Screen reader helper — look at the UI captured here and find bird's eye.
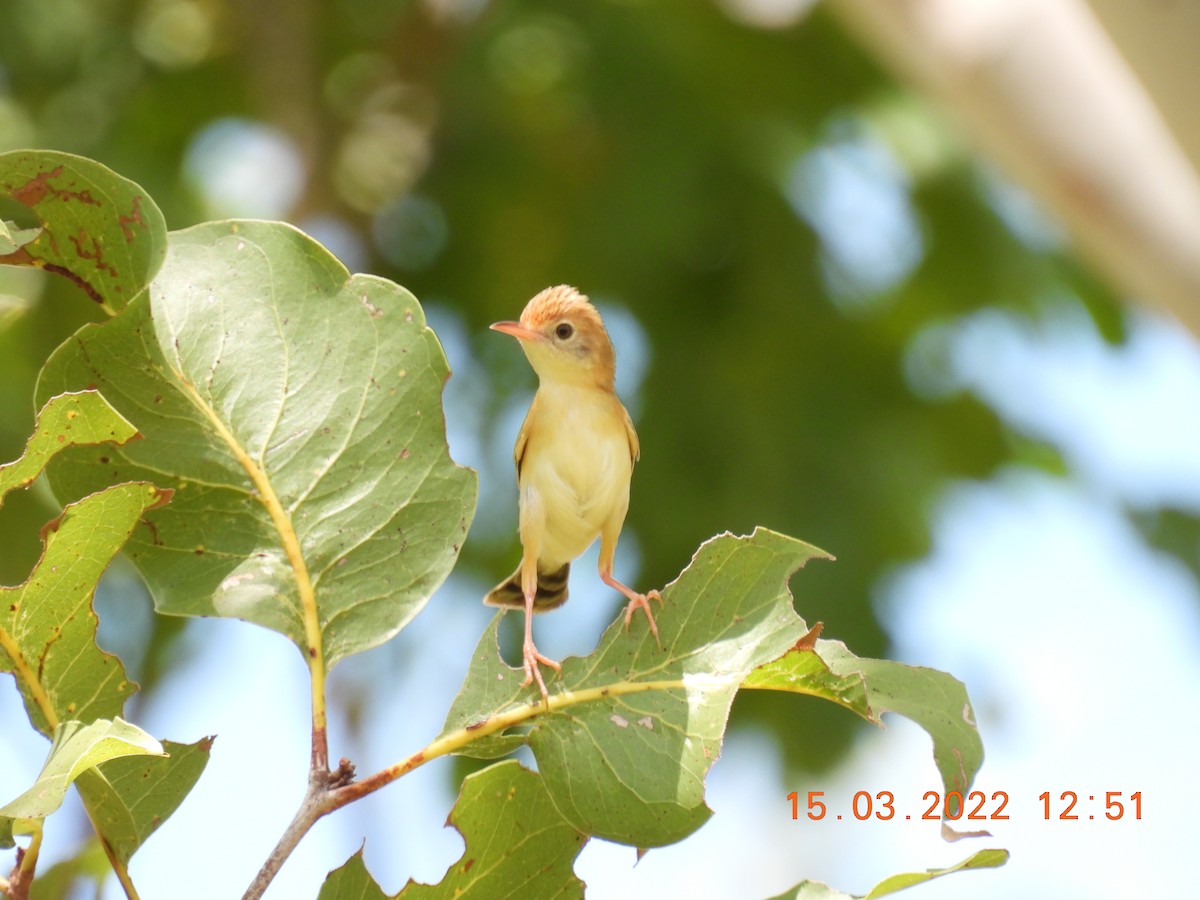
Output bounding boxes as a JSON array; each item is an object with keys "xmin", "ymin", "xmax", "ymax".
[{"xmin": 555, "ymin": 322, "xmax": 574, "ymax": 340}]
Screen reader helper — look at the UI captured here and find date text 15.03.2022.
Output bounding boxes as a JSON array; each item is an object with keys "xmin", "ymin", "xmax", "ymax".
[{"xmin": 787, "ymin": 790, "xmax": 1143, "ymax": 822}]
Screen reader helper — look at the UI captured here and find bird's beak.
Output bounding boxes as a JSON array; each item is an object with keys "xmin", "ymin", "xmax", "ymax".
[{"xmin": 490, "ymin": 321, "xmax": 543, "ymax": 342}]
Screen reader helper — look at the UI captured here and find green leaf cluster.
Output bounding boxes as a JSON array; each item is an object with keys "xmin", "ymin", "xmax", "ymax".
[{"xmin": 2, "ymin": 149, "xmax": 1004, "ymax": 899}]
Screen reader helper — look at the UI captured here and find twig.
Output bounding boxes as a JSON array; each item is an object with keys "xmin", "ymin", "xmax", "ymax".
[{"xmin": 242, "ymin": 680, "xmax": 682, "ymax": 896}]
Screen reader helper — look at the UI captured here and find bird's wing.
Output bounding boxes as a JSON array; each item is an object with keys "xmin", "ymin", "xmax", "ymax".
[
  {"xmin": 622, "ymin": 402, "xmax": 640, "ymax": 464},
  {"xmin": 514, "ymin": 395, "xmax": 537, "ymax": 477}
]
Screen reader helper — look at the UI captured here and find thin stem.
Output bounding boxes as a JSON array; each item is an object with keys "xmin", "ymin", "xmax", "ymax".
[
  {"xmin": 17, "ymin": 825, "xmax": 41, "ymax": 880},
  {"xmin": 80, "ymin": 811, "xmax": 140, "ymax": 900},
  {"xmin": 243, "ymin": 677, "xmax": 692, "ymax": 897}
]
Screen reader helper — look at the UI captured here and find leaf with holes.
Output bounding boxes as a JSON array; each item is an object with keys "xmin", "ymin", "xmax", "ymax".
[
  {"xmin": 0, "ymin": 718, "xmax": 164, "ymax": 820},
  {"xmin": 36, "ymin": 220, "xmax": 476, "ymax": 666},
  {"xmin": 0, "ymin": 150, "xmax": 167, "ymax": 314},
  {"xmin": 1, "ymin": 481, "xmax": 169, "ymax": 737},
  {"xmin": 744, "ymin": 640, "xmax": 984, "ymax": 818},
  {"xmin": 319, "ymin": 761, "xmax": 586, "ymax": 900},
  {"xmin": 0, "ymin": 391, "xmax": 138, "ymax": 500}
]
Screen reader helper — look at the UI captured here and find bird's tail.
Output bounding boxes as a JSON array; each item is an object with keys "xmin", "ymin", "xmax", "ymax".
[{"xmin": 484, "ymin": 562, "xmax": 570, "ymax": 611}]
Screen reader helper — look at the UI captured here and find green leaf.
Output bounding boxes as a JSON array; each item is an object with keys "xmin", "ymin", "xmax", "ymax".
[
  {"xmin": 319, "ymin": 850, "xmax": 391, "ymax": 900},
  {"xmin": 1, "ymin": 481, "xmax": 169, "ymax": 736},
  {"xmin": 319, "ymin": 761, "xmax": 586, "ymax": 899},
  {"xmin": 402, "ymin": 761, "xmax": 586, "ymax": 899},
  {"xmin": 0, "ymin": 391, "xmax": 139, "ymax": 501},
  {"xmin": 0, "ymin": 814, "xmax": 11, "ymax": 849},
  {"xmin": 745, "ymin": 639, "xmax": 985, "ymax": 809},
  {"xmin": 37, "ymin": 220, "xmax": 477, "ymax": 665},
  {"xmin": 741, "ymin": 636, "xmax": 874, "ymax": 720},
  {"xmin": 0, "ymin": 718, "xmax": 165, "ymax": 820},
  {"xmin": 442, "ymin": 528, "xmax": 831, "ymax": 847},
  {"xmin": 765, "ymin": 848, "xmax": 1010, "ymax": 899},
  {"xmin": 75, "ymin": 737, "xmax": 213, "ymax": 865},
  {"xmin": 0, "ymin": 150, "xmax": 168, "ymax": 314}
]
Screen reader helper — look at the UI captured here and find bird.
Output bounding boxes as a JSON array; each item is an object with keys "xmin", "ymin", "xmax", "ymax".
[{"xmin": 486, "ymin": 284, "xmax": 661, "ymax": 702}]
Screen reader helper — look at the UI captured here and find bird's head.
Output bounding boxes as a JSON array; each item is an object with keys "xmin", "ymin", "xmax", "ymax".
[{"xmin": 490, "ymin": 285, "xmax": 617, "ymax": 388}]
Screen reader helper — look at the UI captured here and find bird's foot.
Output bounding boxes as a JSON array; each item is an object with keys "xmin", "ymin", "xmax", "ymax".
[
  {"xmin": 521, "ymin": 639, "xmax": 562, "ymax": 706},
  {"xmin": 623, "ymin": 589, "xmax": 663, "ymax": 643}
]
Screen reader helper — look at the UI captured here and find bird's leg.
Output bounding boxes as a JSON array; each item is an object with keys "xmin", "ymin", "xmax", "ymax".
[
  {"xmin": 521, "ymin": 565, "xmax": 560, "ymax": 706},
  {"xmin": 601, "ymin": 568, "xmax": 663, "ymax": 644}
]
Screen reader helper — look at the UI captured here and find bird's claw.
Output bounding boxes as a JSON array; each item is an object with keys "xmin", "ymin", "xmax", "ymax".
[
  {"xmin": 623, "ymin": 589, "xmax": 663, "ymax": 643},
  {"xmin": 521, "ymin": 640, "xmax": 561, "ymax": 706}
]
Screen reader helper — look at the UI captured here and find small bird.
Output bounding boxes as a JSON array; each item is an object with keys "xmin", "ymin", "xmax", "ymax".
[{"xmin": 486, "ymin": 284, "xmax": 661, "ymax": 702}]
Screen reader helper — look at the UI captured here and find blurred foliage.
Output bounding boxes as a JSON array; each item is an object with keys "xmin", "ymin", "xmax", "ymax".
[{"xmin": 0, "ymin": 0, "xmax": 1135, "ymax": 776}]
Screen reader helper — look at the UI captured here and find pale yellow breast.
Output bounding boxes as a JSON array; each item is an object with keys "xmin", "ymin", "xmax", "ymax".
[{"xmin": 519, "ymin": 382, "xmax": 634, "ymax": 567}]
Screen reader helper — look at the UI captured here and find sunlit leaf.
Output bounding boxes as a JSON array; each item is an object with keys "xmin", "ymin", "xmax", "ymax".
[
  {"xmin": 741, "ymin": 636, "xmax": 874, "ymax": 720},
  {"xmin": 0, "ymin": 150, "xmax": 167, "ymax": 314},
  {"xmin": 766, "ymin": 848, "xmax": 1010, "ymax": 899},
  {"xmin": 76, "ymin": 737, "xmax": 213, "ymax": 865},
  {"xmin": 37, "ymin": 220, "xmax": 477, "ymax": 665},
  {"xmin": 442, "ymin": 528, "xmax": 832, "ymax": 847},
  {"xmin": 0, "ymin": 718, "xmax": 164, "ymax": 820}
]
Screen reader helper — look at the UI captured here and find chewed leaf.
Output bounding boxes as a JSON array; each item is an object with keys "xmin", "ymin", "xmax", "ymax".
[
  {"xmin": 319, "ymin": 761, "xmax": 586, "ymax": 899},
  {"xmin": 36, "ymin": 220, "xmax": 476, "ymax": 665},
  {"xmin": 442, "ymin": 528, "xmax": 832, "ymax": 847},
  {"xmin": 0, "ymin": 718, "xmax": 165, "ymax": 820},
  {"xmin": 742, "ymin": 639, "xmax": 983, "ymax": 821},
  {"xmin": 766, "ymin": 848, "xmax": 1009, "ymax": 899},
  {"xmin": 0, "ymin": 391, "xmax": 138, "ymax": 502},
  {"xmin": 0, "ymin": 150, "xmax": 167, "ymax": 314},
  {"xmin": 402, "ymin": 761, "xmax": 585, "ymax": 899},
  {"xmin": 0, "ymin": 481, "xmax": 169, "ymax": 736}
]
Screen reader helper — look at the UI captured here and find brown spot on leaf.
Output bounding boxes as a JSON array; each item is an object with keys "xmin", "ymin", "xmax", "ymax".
[
  {"xmin": 42, "ymin": 263, "xmax": 105, "ymax": 304},
  {"xmin": 792, "ymin": 621, "xmax": 824, "ymax": 653},
  {"xmin": 69, "ymin": 230, "xmax": 118, "ymax": 278},
  {"xmin": 141, "ymin": 516, "xmax": 164, "ymax": 545},
  {"xmin": 39, "ymin": 512, "xmax": 65, "ymax": 541},
  {"xmin": 11, "ymin": 166, "xmax": 63, "ymax": 205},
  {"xmin": 148, "ymin": 487, "xmax": 174, "ymax": 511},
  {"xmin": 118, "ymin": 195, "xmax": 146, "ymax": 242}
]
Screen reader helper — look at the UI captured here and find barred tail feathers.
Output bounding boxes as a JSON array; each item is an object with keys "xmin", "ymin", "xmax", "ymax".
[{"xmin": 484, "ymin": 562, "xmax": 570, "ymax": 611}]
